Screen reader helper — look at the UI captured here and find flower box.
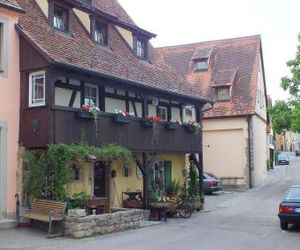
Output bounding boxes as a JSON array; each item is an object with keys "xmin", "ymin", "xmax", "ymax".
[
  {"xmin": 113, "ymin": 114, "xmax": 132, "ymax": 124},
  {"xmin": 141, "ymin": 119, "xmax": 154, "ymax": 127},
  {"xmin": 184, "ymin": 125, "xmax": 197, "ymax": 132},
  {"xmin": 165, "ymin": 122, "xmax": 180, "ymax": 130},
  {"xmin": 77, "ymin": 111, "xmax": 100, "ymax": 119}
]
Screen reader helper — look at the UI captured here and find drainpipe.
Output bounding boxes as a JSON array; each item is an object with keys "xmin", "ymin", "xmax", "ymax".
[{"xmin": 247, "ymin": 115, "xmax": 253, "ymax": 189}]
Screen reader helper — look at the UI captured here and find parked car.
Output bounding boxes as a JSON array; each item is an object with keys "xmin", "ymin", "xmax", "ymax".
[
  {"xmin": 203, "ymin": 172, "xmax": 222, "ymax": 194},
  {"xmin": 278, "ymin": 186, "xmax": 300, "ymax": 230},
  {"xmin": 296, "ymin": 150, "xmax": 300, "ymax": 156},
  {"xmin": 277, "ymin": 153, "xmax": 289, "ymax": 165}
]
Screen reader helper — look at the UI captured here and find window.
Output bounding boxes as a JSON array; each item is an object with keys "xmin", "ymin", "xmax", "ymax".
[
  {"xmin": 84, "ymin": 84, "xmax": 98, "ymax": 106},
  {"xmin": 29, "ymin": 71, "xmax": 46, "ymax": 107},
  {"xmin": 216, "ymin": 87, "xmax": 230, "ymax": 101},
  {"xmin": 195, "ymin": 59, "xmax": 209, "ymax": 71},
  {"xmin": 158, "ymin": 106, "xmax": 168, "ymax": 121},
  {"xmin": 53, "ymin": 5, "xmax": 68, "ymax": 31},
  {"xmin": 94, "ymin": 21, "xmax": 107, "ymax": 45},
  {"xmin": 135, "ymin": 38, "xmax": 147, "ymax": 59}
]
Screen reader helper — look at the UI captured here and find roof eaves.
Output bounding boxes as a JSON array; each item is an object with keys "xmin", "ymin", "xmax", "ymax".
[{"xmin": 0, "ymin": 2, "xmax": 25, "ymax": 13}]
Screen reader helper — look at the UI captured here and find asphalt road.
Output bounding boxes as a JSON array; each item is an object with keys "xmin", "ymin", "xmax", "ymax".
[{"xmin": 1, "ymin": 153, "xmax": 300, "ymax": 250}]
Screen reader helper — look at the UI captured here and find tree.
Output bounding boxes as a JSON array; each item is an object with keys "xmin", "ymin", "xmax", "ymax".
[
  {"xmin": 291, "ymin": 101, "xmax": 300, "ymax": 132},
  {"xmin": 269, "ymin": 100, "xmax": 292, "ymax": 134},
  {"xmin": 281, "ymin": 34, "xmax": 300, "ymax": 98}
]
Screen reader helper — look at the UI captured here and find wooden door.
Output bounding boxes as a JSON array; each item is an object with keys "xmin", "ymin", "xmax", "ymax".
[{"xmin": 94, "ymin": 161, "xmax": 106, "ymax": 197}]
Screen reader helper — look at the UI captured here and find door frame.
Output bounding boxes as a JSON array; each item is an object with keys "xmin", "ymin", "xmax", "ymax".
[{"xmin": 0, "ymin": 121, "xmax": 8, "ymax": 217}]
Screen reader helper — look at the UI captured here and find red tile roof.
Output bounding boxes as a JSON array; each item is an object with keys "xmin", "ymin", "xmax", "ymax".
[
  {"xmin": 16, "ymin": 0, "xmax": 209, "ymax": 103},
  {"xmin": 0, "ymin": 0, "xmax": 24, "ymax": 13},
  {"xmin": 154, "ymin": 35, "xmax": 262, "ymax": 118}
]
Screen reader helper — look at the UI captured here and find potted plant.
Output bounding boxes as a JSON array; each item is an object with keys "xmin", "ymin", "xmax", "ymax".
[
  {"xmin": 113, "ymin": 110, "xmax": 134, "ymax": 123},
  {"xmin": 141, "ymin": 115, "xmax": 161, "ymax": 127},
  {"xmin": 77, "ymin": 104, "xmax": 101, "ymax": 119},
  {"xmin": 183, "ymin": 120, "xmax": 201, "ymax": 133},
  {"xmin": 67, "ymin": 192, "xmax": 90, "ymax": 217},
  {"xmin": 165, "ymin": 179, "xmax": 180, "ymax": 200},
  {"xmin": 164, "ymin": 120, "xmax": 181, "ymax": 130}
]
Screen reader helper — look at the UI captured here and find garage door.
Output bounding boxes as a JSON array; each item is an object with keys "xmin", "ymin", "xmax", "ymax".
[{"xmin": 203, "ymin": 129, "xmax": 245, "ymax": 178}]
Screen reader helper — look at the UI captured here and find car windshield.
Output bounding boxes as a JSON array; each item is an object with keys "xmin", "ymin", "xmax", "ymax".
[
  {"xmin": 285, "ymin": 187, "xmax": 300, "ymax": 201},
  {"xmin": 278, "ymin": 154, "xmax": 288, "ymax": 160}
]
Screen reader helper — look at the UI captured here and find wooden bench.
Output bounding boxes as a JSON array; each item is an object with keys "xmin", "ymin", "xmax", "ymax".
[{"xmin": 22, "ymin": 199, "xmax": 67, "ymax": 236}]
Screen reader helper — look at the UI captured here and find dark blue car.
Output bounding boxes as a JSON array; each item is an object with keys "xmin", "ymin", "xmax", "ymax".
[{"xmin": 278, "ymin": 186, "xmax": 300, "ymax": 230}]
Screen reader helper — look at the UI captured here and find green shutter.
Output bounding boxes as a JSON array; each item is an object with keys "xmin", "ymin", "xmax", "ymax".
[{"xmin": 164, "ymin": 161, "xmax": 172, "ymax": 190}]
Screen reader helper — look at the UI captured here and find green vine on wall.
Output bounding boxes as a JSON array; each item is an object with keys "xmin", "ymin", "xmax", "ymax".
[{"xmin": 24, "ymin": 143, "xmax": 133, "ymax": 201}]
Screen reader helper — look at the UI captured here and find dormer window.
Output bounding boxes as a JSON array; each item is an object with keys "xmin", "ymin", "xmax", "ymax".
[
  {"xmin": 134, "ymin": 37, "xmax": 148, "ymax": 60},
  {"xmin": 195, "ymin": 59, "xmax": 209, "ymax": 71},
  {"xmin": 192, "ymin": 48, "xmax": 213, "ymax": 72},
  {"xmin": 216, "ymin": 87, "xmax": 230, "ymax": 101},
  {"xmin": 53, "ymin": 4, "xmax": 68, "ymax": 31},
  {"xmin": 94, "ymin": 21, "xmax": 108, "ymax": 45}
]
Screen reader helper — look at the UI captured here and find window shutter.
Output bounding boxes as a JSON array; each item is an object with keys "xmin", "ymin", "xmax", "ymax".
[{"xmin": 164, "ymin": 161, "xmax": 172, "ymax": 190}]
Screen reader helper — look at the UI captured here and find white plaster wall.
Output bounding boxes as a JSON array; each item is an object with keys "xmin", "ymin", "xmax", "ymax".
[
  {"xmin": 129, "ymin": 102, "xmax": 142, "ymax": 118},
  {"xmin": 171, "ymin": 107, "xmax": 181, "ymax": 121},
  {"xmin": 252, "ymin": 115, "xmax": 268, "ymax": 186},
  {"xmin": 148, "ymin": 104, "xmax": 157, "ymax": 116},
  {"xmin": 35, "ymin": 0, "xmax": 48, "ymax": 17},
  {"xmin": 255, "ymin": 56, "xmax": 267, "ymax": 119},
  {"xmin": 54, "ymin": 87, "xmax": 81, "ymax": 108}
]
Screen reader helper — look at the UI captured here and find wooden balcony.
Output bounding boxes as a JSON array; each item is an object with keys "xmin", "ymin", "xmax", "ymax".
[{"xmin": 20, "ymin": 107, "xmax": 202, "ymax": 153}]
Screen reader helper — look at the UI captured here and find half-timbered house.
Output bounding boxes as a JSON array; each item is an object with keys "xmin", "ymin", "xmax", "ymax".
[{"xmin": 16, "ymin": 0, "xmax": 211, "ymax": 209}]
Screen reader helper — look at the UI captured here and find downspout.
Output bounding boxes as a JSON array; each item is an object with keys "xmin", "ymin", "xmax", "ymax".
[{"xmin": 247, "ymin": 115, "xmax": 253, "ymax": 189}]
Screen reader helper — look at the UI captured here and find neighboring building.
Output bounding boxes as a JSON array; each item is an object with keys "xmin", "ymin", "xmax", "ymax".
[
  {"xmin": 0, "ymin": 0, "xmax": 24, "ymax": 219},
  {"xmin": 16, "ymin": 0, "xmax": 210, "ymax": 209},
  {"xmin": 276, "ymin": 132, "xmax": 300, "ymax": 152},
  {"xmin": 155, "ymin": 35, "xmax": 269, "ymax": 188}
]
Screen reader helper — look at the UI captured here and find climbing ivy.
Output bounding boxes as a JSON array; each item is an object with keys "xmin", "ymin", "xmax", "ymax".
[{"xmin": 24, "ymin": 143, "xmax": 133, "ymax": 201}]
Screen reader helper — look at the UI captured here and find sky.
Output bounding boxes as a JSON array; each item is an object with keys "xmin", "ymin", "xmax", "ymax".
[{"xmin": 118, "ymin": 0, "xmax": 300, "ymax": 102}]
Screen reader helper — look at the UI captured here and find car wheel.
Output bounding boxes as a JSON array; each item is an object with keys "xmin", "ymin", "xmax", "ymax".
[{"xmin": 280, "ymin": 220, "xmax": 288, "ymax": 230}]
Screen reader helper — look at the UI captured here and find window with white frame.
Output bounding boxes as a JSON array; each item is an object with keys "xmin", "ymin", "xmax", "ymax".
[
  {"xmin": 158, "ymin": 106, "xmax": 168, "ymax": 121},
  {"xmin": 29, "ymin": 71, "xmax": 46, "ymax": 107},
  {"xmin": 84, "ymin": 84, "xmax": 98, "ymax": 106}
]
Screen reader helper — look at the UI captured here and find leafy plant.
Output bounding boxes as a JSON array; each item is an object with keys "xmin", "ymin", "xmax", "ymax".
[
  {"xmin": 67, "ymin": 192, "xmax": 90, "ymax": 209},
  {"xmin": 24, "ymin": 143, "xmax": 133, "ymax": 201},
  {"xmin": 165, "ymin": 179, "xmax": 180, "ymax": 196}
]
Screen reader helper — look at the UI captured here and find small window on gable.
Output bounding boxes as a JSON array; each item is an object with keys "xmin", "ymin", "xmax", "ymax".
[
  {"xmin": 158, "ymin": 106, "xmax": 168, "ymax": 121},
  {"xmin": 53, "ymin": 4, "xmax": 68, "ymax": 31},
  {"xmin": 216, "ymin": 87, "xmax": 230, "ymax": 101},
  {"xmin": 29, "ymin": 71, "xmax": 46, "ymax": 107},
  {"xmin": 135, "ymin": 37, "xmax": 147, "ymax": 60},
  {"xmin": 84, "ymin": 84, "xmax": 98, "ymax": 106},
  {"xmin": 94, "ymin": 21, "xmax": 108, "ymax": 45},
  {"xmin": 195, "ymin": 59, "xmax": 209, "ymax": 71}
]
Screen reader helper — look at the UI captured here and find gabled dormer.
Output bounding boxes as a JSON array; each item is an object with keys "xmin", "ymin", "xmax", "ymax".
[
  {"xmin": 192, "ymin": 48, "xmax": 213, "ymax": 71},
  {"xmin": 211, "ymin": 69, "xmax": 237, "ymax": 101}
]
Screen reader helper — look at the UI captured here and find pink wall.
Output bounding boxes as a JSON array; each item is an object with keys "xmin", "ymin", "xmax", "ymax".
[{"xmin": 0, "ymin": 7, "xmax": 20, "ymax": 216}]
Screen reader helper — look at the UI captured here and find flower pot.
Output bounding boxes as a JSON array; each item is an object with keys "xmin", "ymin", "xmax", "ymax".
[
  {"xmin": 77, "ymin": 111, "xmax": 100, "ymax": 119},
  {"xmin": 184, "ymin": 125, "xmax": 197, "ymax": 132},
  {"xmin": 113, "ymin": 114, "xmax": 131, "ymax": 124},
  {"xmin": 141, "ymin": 119, "xmax": 154, "ymax": 127},
  {"xmin": 165, "ymin": 122, "xmax": 179, "ymax": 130}
]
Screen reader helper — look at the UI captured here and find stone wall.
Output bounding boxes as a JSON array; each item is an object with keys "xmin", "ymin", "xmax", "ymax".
[{"xmin": 65, "ymin": 209, "xmax": 144, "ymax": 239}]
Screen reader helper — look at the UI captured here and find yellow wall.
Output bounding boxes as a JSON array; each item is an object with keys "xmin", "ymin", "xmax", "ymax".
[
  {"xmin": 203, "ymin": 117, "xmax": 249, "ymax": 186},
  {"xmin": 35, "ymin": 0, "xmax": 48, "ymax": 17},
  {"xmin": 116, "ymin": 27, "xmax": 133, "ymax": 48},
  {"xmin": 110, "ymin": 160, "xmax": 143, "ymax": 208},
  {"xmin": 67, "ymin": 162, "xmax": 93, "ymax": 196},
  {"xmin": 73, "ymin": 8, "xmax": 90, "ymax": 32}
]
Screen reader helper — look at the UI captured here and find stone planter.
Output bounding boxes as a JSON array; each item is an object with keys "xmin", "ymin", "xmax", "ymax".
[{"xmin": 67, "ymin": 209, "xmax": 87, "ymax": 217}]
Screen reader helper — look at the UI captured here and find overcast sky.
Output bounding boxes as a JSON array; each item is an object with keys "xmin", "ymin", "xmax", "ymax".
[{"xmin": 118, "ymin": 0, "xmax": 299, "ymax": 102}]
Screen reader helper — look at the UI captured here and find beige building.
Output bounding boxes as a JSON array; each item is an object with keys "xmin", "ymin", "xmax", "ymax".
[{"xmin": 155, "ymin": 35, "xmax": 269, "ymax": 189}]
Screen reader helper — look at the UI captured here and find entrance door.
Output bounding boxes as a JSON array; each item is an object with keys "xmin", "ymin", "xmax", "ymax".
[{"xmin": 94, "ymin": 161, "xmax": 106, "ymax": 197}]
